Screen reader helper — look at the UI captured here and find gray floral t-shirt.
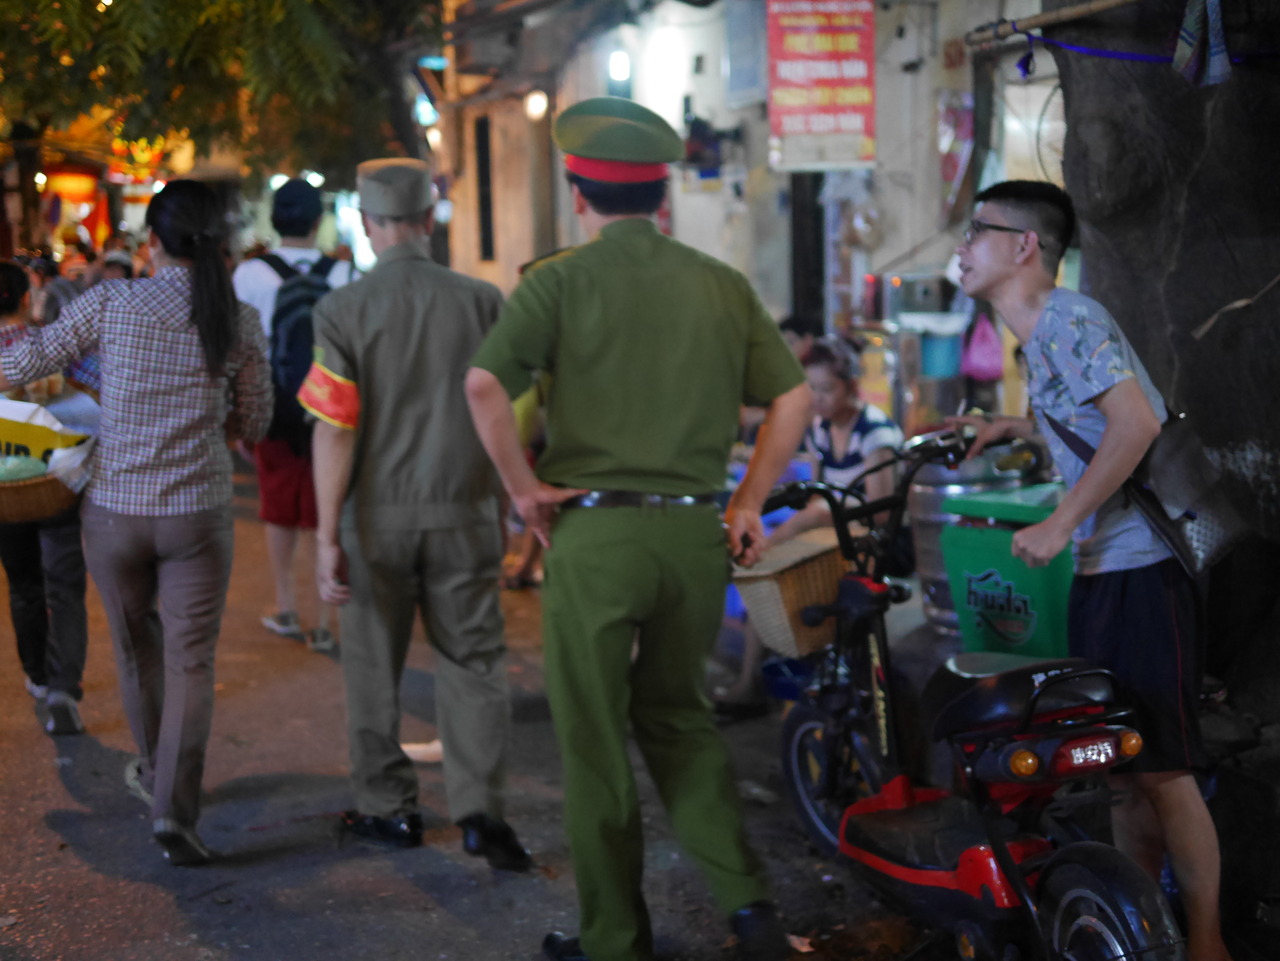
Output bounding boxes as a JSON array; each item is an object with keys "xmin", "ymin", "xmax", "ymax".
[{"xmin": 1025, "ymin": 288, "xmax": 1171, "ymax": 575}]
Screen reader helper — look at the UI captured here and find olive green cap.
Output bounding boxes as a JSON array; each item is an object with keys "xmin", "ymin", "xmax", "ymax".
[
  {"xmin": 357, "ymin": 158, "xmax": 433, "ymax": 217},
  {"xmin": 553, "ymin": 97, "xmax": 684, "ymax": 164}
]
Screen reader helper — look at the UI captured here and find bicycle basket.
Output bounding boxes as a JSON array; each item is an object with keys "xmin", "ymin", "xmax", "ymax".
[{"xmin": 734, "ymin": 529, "xmax": 851, "ymax": 657}]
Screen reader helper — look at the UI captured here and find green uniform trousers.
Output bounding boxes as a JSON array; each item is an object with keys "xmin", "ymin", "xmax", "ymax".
[
  {"xmin": 543, "ymin": 504, "xmax": 770, "ymax": 961},
  {"xmin": 339, "ymin": 521, "xmax": 509, "ymax": 820}
]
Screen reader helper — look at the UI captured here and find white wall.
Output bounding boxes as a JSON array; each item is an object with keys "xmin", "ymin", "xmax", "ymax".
[
  {"xmin": 862, "ymin": 0, "xmax": 1040, "ymax": 277},
  {"xmin": 444, "ymin": 0, "xmax": 1052, "ymax": 306},
  {"xmin": 558, "ymin": 2, "xmax": 793, "ymax": 317},
  {"xmin": 448, "ymin": 97, "xmax": 541, "ymax": 294}
]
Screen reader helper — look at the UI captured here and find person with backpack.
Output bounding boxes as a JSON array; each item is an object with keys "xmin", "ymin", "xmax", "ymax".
[
  {"xmin": 948, "ymin": 181, "xmax": 1231, "ymax": 961},
  {"xmin": 233, "ymin": 178, "xmax": 358, "ymax": 653}
]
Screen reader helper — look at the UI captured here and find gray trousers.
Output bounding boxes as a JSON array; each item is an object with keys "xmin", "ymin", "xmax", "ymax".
[
  {"xmin": 81, "ymin": 501, "xmax": 233, "ymax": 828},
  {"xmin": 340, "ymin": 521, "xmax": 509, "ymax": 821}
]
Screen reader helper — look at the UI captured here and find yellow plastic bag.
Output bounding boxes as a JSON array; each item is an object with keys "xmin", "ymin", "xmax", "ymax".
[{"xmin": 0, "ymin": 398, "xmax": 89, "ymax": 463}]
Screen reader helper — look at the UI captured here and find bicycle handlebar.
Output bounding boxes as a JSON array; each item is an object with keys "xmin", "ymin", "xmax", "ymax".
[{"xmin": 761, "ymin": 427, "xmax": 975, "ymax": 573}]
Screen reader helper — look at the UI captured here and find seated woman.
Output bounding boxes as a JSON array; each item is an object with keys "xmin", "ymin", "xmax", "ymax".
[
  {"xmin": 765, "ymin": 336, "xmax": 903, "ymax": 545},
  {"xmin": 716, "ymin": 337, "xmax": 904, "ymax": 714}
]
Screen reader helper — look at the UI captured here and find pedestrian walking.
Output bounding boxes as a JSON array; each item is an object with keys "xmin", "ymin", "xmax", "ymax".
[
  {"xmin": 300, "ymin": 158, "xmax": 530, "ymax": 869},
  {"xmin": 0, "ymin": 180, "xmax": 273, "ymax": 867},
  {"xmin": 25, "ymin": 257, "xmax": 81, "ymax": 325},
  {"xmin": 466, "ymin": 97, "xmax": 812, "ymax": 961},
  {"xmin": 0, "ymin": 261, "xmax": 90, "ymax": 736},
  {"xmin": 949, "ymin": 179, "xmax": 1232, "ymax": 961},
  {"xmin": 233, "ymin": 178, "xmax": 358, "ymax": 653}
]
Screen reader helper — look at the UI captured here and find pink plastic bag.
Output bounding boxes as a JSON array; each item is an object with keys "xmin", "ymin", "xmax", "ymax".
[{"xmin": 961, "ymin": 314, "xmax": 1004, "ymax": 382}]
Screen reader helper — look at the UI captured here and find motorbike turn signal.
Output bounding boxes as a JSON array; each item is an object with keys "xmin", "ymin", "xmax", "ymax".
[
  {"xmin": 1008, "ymin": 749, "xmax": 1040, "ymax": 777},
  {"xmin": 1120, "ymin": 730, "xmax": 1143, "ymax": 757}
]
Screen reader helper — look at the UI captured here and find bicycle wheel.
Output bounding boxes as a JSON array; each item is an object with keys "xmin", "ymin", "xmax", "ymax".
[
  {"xmin": 779, "ymin": 701, "xmax": 877, "ymax": 857},
  {"xmin": 1037, "ymin": 842, "xmax": 1186, "ymax": 961}
]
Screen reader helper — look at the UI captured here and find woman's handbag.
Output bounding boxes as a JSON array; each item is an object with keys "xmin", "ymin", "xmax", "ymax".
[
  {"xmin": 1043, "ymin": 411, "xmax": 1248, "ymax": 577},
  {"xmin": 960, "ymin": 313, "xmax": 1004, "ymax": 382}
]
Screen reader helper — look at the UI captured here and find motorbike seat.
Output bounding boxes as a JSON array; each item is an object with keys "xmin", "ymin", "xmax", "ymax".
[{"xmin": 923, "ymin": 652, "xmax": 1116, "ymax": 741}]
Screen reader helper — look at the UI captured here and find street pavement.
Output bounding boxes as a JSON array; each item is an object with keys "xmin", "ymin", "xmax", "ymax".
[
  {"xmin": 6, "ymin": 466, "xmax": 1272, "ymax": 961},
  {"xmin": 0, "ymin": 468, "xmax": 918, "ymax": 961}
]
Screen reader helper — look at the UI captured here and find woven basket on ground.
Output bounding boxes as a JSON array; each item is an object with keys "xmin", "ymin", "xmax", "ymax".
[
  {"xmin": 734, "ymin": 528, "xmax": 854, "ymax": 658},
  {"xmin": 0, "ymin": 474, "xmax": 80, "ymax": 524}
]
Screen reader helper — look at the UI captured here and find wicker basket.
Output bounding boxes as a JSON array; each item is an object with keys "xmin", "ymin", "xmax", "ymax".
[
  {"xmin": 0, "ymin": 474, "xmax": 80, "ymax": 524},
  {"xmin": 734, "ymin": 529, "xmax": 852, "ymax": 657}
]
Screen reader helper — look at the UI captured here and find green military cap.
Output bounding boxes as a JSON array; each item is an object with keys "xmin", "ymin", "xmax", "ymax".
[
  {"xmin": 555, "ymin": 97, "xmax": 684, "ymax": 183},
  {"xmin": 357, "ymin": 158, "xmax": 433, "ymax": 217}
]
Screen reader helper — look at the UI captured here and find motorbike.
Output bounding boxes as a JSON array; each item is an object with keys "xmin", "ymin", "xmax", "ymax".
[{"xmin": 758, "ymin": 428, "xmax": 1186, "ymax": 961}]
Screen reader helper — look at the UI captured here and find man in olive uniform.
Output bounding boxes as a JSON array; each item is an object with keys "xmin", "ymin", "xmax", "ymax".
[
  {"xmin": 466, "ymin": 98, "xmax": 812, "ymax": 961},
  {"xmin": 300, "ymin": 158, "xmax": 530, "ymax": 870}
]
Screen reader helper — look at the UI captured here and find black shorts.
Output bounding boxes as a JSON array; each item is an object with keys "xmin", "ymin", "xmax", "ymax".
[{"xmin": 1068, "ymin": 558, "xmax": 1205, "ymax": 773}]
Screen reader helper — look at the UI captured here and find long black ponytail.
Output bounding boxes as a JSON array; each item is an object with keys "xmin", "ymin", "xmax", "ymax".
[{"xmin": 145, "ymin": 180, "xmax": 237, "ymax": 377}]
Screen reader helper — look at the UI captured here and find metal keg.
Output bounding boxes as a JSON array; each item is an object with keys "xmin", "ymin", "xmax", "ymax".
[{"xmin": 908, "ymin": 449, "xmax": 1026, "ymax": 636}]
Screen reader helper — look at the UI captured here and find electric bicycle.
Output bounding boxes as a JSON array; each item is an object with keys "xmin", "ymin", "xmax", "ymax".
[{"xmin": 761, "ymin": 428, "xmax": 1185, "ymax": 961}]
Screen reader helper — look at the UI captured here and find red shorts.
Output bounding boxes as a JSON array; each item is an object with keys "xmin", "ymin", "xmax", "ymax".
[{"xmin": 254, "ymin": 438, "xmax": 318, "ymax": 529}]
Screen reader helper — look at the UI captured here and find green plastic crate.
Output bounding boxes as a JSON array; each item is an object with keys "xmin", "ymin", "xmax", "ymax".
[{"xmin": 939, "ymin": 483, "xmax": 1073, "ymax": 659}]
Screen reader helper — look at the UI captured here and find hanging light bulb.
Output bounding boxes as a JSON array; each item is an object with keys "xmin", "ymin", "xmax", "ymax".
[
  {"xmin": 524, "ymin": 90, "xmax": 549, "ymax": 122},
  {"xmin": 609, "ymin": 51, "xmax": 631, "ymax": 83}
]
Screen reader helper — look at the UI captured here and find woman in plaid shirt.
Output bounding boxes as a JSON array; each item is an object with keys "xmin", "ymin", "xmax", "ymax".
[{"xmin": 0, "ymin": 180, "xmax": 273, "ymax": 866}]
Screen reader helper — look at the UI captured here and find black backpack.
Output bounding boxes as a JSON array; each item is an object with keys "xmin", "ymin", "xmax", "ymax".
[{"xmin": 258, "ymin": 253, "xmax": 336, "ymax": 452}]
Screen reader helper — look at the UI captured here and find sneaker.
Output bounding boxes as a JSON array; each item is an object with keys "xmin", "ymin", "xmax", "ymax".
[
  {"xmin": 124, "ymin": 757, "xmax": 154, "ymax": 807},
  {"xmin": 261, "ymin": 610, "xmax": 303, "ymax": 639},
  {"xmin": 24, "ymin": 676, "xmax": 48, "ymax": 700},
  {"xmin": 307, "ymin": 626, "xmax": 337, "ymax": 653},
  {"xmin": 44, "ymin": 691, "xmax": 85, "ymax": 736}
]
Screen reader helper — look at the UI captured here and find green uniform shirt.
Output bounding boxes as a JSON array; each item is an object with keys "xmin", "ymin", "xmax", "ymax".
[
  {"xmin": 311, "ymin": 240, "xmax": 504, "ymax": 530},
  {"xmin": 470, "ymin": 218, "xmax": 803, "ymax": 494}
]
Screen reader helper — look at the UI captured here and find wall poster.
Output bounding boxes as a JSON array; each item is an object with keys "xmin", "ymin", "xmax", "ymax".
[{"xmin": 767, "ymin": 0, "xmax": 876, "ymax": 171}]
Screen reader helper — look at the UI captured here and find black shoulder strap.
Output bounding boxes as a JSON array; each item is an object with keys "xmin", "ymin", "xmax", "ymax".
[
  {"xmin": 1042, "ymin": 413, "xmax": 1096, "ymax": 467},
  {"xmin": 257, "ymin": 252, "xmax": 298, "ymax": 280},
  {"xmin": 309, "ymin": 255, "xmax": 337, "ymax": 280}
]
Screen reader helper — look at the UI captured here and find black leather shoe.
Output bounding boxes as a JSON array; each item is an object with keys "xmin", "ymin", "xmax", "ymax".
[
  {"xmin": 457, "ymin": 812, "xmax": 533, "ymax": 872},
  {"xmin": 340, "ymin": 809, "xmax": 423, "ymax": 848},
  {"xmin": 153, "ymin": 818, "xmax": 215, "ymax": 867},
  {"xmin": 729, "ymin": 900, "xmax": 790, "ymax": 961},
  {"xmin": 542, "ymin": 932, "xmax": 590, "ymax": 961}
]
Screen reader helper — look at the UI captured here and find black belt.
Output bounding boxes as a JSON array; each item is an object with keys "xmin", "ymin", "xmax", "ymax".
[{"xmin": 561, "ymin": 490, "xmax": 718, "ymax": 510}]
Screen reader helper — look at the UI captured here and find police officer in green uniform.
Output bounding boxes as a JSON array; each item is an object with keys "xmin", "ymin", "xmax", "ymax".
[
  {"xmin": 466, "ymin": 98, "xmax": 813, "ymax": 961},
  {"xmin": 302, "ymin": 158, "xmax": 531, "ymax": 870}
]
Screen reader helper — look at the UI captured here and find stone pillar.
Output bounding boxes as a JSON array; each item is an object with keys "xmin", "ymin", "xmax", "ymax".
[{"xmin": 1045, "ymin": 0, "xmax": 1280, "ymax": 538}]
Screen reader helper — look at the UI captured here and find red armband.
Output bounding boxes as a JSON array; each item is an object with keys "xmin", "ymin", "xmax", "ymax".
[{"xmin": 298, "ymin": 362, "xmax": 360, "ymax": 430}]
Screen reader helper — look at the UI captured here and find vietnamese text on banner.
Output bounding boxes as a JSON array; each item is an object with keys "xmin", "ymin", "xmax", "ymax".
[{"xmin": 767, "ymin": 0, "xmax": 877, "ymax": 171}]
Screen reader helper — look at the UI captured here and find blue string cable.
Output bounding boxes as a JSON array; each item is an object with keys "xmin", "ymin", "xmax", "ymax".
[{"xmin": 1005, "ymin": 25, "xmax": 1262, "ymax": 75}]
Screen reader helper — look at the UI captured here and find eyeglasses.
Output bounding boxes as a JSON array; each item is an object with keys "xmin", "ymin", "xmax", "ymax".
[{"xmin": 963, "ymin": 219, "xmax": 1045, "ymax": 249}]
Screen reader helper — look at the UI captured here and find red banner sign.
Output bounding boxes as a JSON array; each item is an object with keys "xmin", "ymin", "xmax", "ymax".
[{"xmin": 767, "ymin": 0, "xmax": 876, "ymax": 169}]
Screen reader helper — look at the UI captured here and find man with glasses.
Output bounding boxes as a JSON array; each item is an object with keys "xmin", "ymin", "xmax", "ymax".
[{"xmin": 950, "ymin": 180, "xmax": 1231, "ymax": 961}]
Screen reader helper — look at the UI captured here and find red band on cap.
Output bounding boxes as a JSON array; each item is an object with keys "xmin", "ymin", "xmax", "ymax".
[{"xmin": 564, "ymin": 154, "xmax": 669, "ymax": 183}]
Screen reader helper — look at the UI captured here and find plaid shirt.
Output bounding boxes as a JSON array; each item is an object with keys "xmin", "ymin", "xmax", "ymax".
[
  {"xmin": 0, "ymin": 323, "xmax": 102, "ymax": 394},
  {"xmin": 0, "ymin": 267, "xmax": 272, "ymax": 515}
]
